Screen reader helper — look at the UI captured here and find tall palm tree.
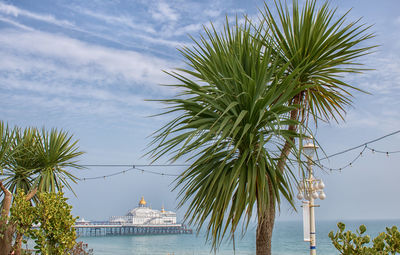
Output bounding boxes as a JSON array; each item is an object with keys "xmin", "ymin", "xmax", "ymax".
[
  {"xmin": 149, "ymin": 20, "xmax": 304, "ymax": 251},
  {"xmin": 255, "ymin": 1, "xmax": 376, "ymax": 254}
]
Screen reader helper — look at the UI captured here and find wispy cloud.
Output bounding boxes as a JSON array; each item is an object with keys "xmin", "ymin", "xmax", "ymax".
[
  {"xmin": 0, "ymin": 2, "xmax": 74, "ymax": 27},
  {"xmin": 0, "ymin": 3, "xmax": 186, "ymax": 51},
  {"xmin": 0, "ymin": 30, "xmax": 176, "ymax": 87},
  {"xmin": 69, "ymin": 7, "xmax": 157, "ymax": 35},
  {"xmin": 0, "ymin": 28, "xmax": 180, "ymax": 119},
  {"xmin": 0, "ymin": 15, "xmax": 35, "ymax": 31},
  {"xmin": 150, "ymin": 1, "xmax": 179, "ymax": 22}
]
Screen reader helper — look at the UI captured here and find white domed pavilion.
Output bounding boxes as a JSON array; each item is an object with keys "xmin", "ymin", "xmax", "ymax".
[{"xmin": 110, "ymin": 197, "xmax": 176, "ymax": 225}]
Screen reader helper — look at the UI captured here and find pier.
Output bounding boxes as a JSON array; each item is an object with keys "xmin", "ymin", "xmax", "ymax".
[{"xmin": 74, "ymin": 222, "xmax": 192, "ymax": 237}]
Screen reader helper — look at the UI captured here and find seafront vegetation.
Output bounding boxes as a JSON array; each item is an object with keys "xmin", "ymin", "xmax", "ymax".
[
  {"xmin": 0, "ymin": 121, "xmax": 84, "ymax": 255},
  {"xmin": 11, "ymin": 190, "xmax": 77, "ymax": 255},
  {"xmin": 149, "ymin": 0, "xmax": 375, "ymax": 254},
  {"xmin": 329, "ymin": 222, "xmax": 400, "ymax": 254}
]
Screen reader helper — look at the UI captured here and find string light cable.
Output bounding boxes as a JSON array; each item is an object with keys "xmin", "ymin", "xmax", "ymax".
[
  {"xmin": 314, "ymin": 129, "xmax": 400, "ymax": 172},
  {"xmin": 80, "ymin": 129, "xmax": 400, "ymax": 180},
  {"xmin": 80, "ymin": 165, "xmax": 179, "ymax": 181}
]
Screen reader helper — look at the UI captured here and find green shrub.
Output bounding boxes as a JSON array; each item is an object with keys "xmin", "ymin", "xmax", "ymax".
[{"xmin": 329, "ymin": 222, "xmax": 400, "ymax": 254}]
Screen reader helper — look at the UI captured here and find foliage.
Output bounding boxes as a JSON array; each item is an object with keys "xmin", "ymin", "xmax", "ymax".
[
  {"xmin": 0, "ymin": 122, "xmax": 13, "ymax": 171},
  {"xmin": 259, "ymin": 0, "xmax": 376, "ymax": 124},
  {"xmin": 329, "ymin": 222, "xmax": 400, "ymax": 255},
  {"xmin": 2, "ymin": 125, "xmax": 84, "ymax": 195},
  {"xmin": 148, "ymin": 0, "xmax": 376, "ymax": 253},
  {"xmin": 9, "ymin": 190, "xmax": 81, "ymax": 255},
  {"xmin": 68, "ymin": 241, "xmax": 94, "ymax": 255},
  {"xmin": 0, "ymin": 121, "xmax": 83, "ymax": 254},
  {"xmin": 10, "ymin": 189, "xmax": 36, "ymax": 244},
  {"xmin": 30, "ymin": 192, "xmax": 77, "ymax": 255},
  {"xmin": 148, "ymin": 17, "xmax": 304, "ymax": 249}
]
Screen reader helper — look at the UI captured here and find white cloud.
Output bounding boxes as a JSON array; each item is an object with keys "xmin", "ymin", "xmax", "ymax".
[
  {"xmin": 204, "ymin": 9, "xmax": 222, "ymax": 18},
  {"xmin": 0, "ymin": 15, "xmax": 35, "ymax": 31},
  {"xmin": 0, "ymin": 28, "xmax": 182, "ymax": 119},
  {"xmin": 0, "ymin": 30, "xmax": 176, "ymax": 87},
  {"xmin": 70, "ymin": 7, "xmax": 157, "ymax": 35},
  {"xmin": 150, "ymin": 1, "xmax": 179, "ymax": 22},
  {"xmin": 0, "ymin": 3, "xmax": 185, "ymax": 50},
  {"xmin": 0, "ymin": 2, "xmax": 74, "ymax": 27}
]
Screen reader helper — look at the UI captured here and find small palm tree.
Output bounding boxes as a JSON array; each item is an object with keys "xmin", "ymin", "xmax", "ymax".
[
  {"xmin": 0, "ymin": 122, "xmax": 84, "ymax": 254},
  {"xmin": 149, "ymin": 19, "xmax": 303, "ymax": 250},
  {"xmin": 2, "ymin": 127, "xmax": 83, "ymax": 195}
]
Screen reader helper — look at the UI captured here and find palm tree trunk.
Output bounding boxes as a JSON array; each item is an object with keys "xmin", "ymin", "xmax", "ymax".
[
  {"xmin": 256, "ymin": 94, "xmax": 302, "ymax": 255},
  {"xmin": 256, "ymin": 197, "xmax": 276, "ymax": 255},
  {"xmin": 278, "ymin": 93, "xmax": 302, "ymax": 173},
  {"xmin": 0, "ymin": 181, "xmax": 13, "ymax": 255}
]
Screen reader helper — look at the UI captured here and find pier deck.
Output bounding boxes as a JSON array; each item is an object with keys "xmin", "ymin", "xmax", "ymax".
[{"xmin": 74, "ymin": 223, "xmax": 192, "ymax": 237}]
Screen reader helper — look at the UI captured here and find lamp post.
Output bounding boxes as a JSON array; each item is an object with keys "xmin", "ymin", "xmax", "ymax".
[{"xmin": 297, "ymin": 141, "xmax": 325, "ymax": 255}]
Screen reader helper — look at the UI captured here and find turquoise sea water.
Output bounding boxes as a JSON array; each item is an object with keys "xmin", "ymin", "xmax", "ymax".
[{"xmin": 77, "ymin": 219, "xmax": 400, "ymax": 255}]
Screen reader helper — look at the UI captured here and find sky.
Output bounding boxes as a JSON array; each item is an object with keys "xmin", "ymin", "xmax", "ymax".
[{"xmin": 0, "ymin": 0, "xmax": 399, "ymax": 225}]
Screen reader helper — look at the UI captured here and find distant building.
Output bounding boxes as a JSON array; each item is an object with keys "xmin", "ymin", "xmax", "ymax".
[{"xmin": 110, "ymin": 197, "xmax": 177, "ymax": 225}]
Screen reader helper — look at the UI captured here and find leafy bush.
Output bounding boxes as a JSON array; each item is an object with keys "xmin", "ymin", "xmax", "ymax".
[
  {"xmin": 31, "ymin": 192, "xmax": 77, "ymax": 255},
  {"xmin": 329, "ymin": 222, "xmax": 400, "ymax": 254},
  {"xmin": 10, "ymin": 190, "xmax": 78, "ymax": 255}
]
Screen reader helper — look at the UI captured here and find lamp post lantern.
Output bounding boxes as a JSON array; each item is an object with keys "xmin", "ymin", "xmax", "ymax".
[{"xmin": 297, "ymin": 140, "xmax": 325, "ymax": 255}]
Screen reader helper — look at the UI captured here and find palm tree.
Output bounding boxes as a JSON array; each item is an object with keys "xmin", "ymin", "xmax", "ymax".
[
  {"xmin": 255, "ymin": 1, "xmax": 376, "ymax": 254},
  {"xmin": 149, "ymin": 20, "xmax": 304, "ymax": 251},
  {"xmin": 0, "ymin": 122, "xmax": 84, "ymax": 254}
]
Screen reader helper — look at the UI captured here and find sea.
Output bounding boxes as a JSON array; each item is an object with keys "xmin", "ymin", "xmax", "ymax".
[{"xmin": 77, "ymin": 219, "xmax": 400, "ymax": 255}]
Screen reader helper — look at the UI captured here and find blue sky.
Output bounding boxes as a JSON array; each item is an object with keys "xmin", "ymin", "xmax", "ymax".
[{"xmin": 0, "ymin": 0, "xmax": 399, "ymax": 224}]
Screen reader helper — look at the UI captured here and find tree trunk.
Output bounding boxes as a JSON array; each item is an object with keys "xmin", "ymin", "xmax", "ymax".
[
  {"xmin": 13, "ymin": 233, "xmax": 23, "ymax": 255},
  {"xmin": 256, "ymin": 94, "xmax": 302, "ymax": 255},
  {"xmin": 256, "ymin": 198, "xmax": 276, "ymax": 255},
  {"xmin": 0, "ymin": 227, "xmax": 13, "ymax": 255},
  {"xmin": 277, "ymin": 94, "xmax": 302, "ymax": 173},
  {"xmin": 0, "ymin": 181, "xmax": 13, "ymax": 255}
]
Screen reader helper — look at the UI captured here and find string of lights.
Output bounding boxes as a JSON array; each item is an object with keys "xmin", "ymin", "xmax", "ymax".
[
  {"xmin": 81, "ymin": 129, "xmax": 400, "ymax": 180},
  {"xmin": 314, "ymin": 130, "xmax": 400, "ymax": 172},
  {"xmin": 318, "ymin": 129, "xmax": 400, "ymax": 160},
  {"xmin": 81, "ymin": 164, "xmax": 190, "ymax": 167},
  {"xmin": 81, "ymin": 166, "xmax": 179, "ymax": 181}
]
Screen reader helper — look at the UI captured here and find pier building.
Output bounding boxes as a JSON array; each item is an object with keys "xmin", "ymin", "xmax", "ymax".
[
  {"xmin": 109, "ymin": 197, "xmax": 176, "ymax": 225},
  {"xmin": 74, "ymin": 197, "xmax": 192, "ymax": 236}
]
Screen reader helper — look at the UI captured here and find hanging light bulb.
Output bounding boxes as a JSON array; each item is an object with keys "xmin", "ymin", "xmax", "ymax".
[
  {"xmin": 312, "ymin": 191, "xmax": 319, "ymax": 199},
  {"xmin": 304, "ymin": 193, "xmax": 310, "ymax": 201},
  {"xmin": 317, "ymin": 180, "xmax": 325, "ymax": 189},
  {"xmin": 297, "ymin": 192, "xmax": 304, "ymax": 200},
  {"xmin": 319, "ymin": 191, "xmax": 326, "ymax": 200},
  {"xmin": 300, "ymin": 181, "xmax": 305, "ymax": 190}
]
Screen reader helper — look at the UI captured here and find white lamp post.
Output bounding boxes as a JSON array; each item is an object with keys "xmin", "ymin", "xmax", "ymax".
[{"xmin": 297, "ymin": 140, "xmax": 324, "ymax": 255}]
